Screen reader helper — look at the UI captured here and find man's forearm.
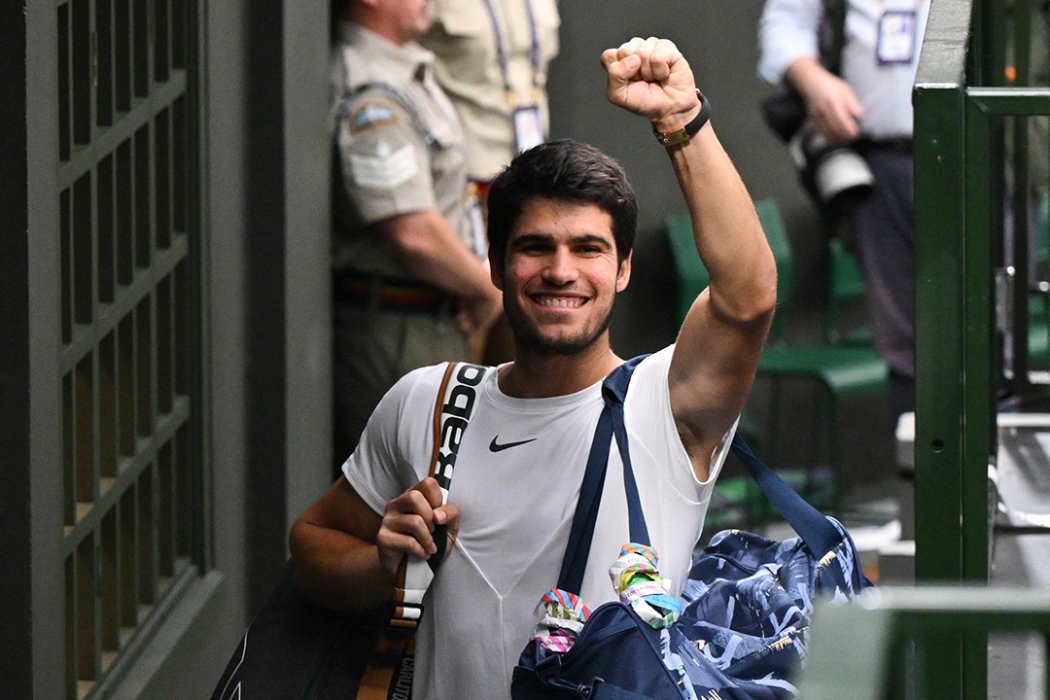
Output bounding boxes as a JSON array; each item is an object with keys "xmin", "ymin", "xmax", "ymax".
[
  {"xmin": 663, "ymin": 125, "xmax": 777, "ymax": 325},
  {"xmin": 381, "ymin": 209, "xmax": 494, "ymax": 302},
  {"xmin": 783, "ymin": 56, "xmax": 830, "ymax": 101},
  {"xmin": 290, "ymin": 520, "xmax": 396, "ymax": 612}
]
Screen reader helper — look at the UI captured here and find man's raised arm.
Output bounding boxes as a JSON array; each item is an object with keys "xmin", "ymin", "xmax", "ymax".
[{"xmin": 602, "ymin": 37, "xmax": 778, "ymax": 481}]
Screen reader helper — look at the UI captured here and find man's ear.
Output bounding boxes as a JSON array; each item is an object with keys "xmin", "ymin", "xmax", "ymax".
[
  {"xmin": 616, "ymin": 250, "xmax": 633, "ymax": 292},
  {"xmin": 489, "ymin": 250, "xmax": 505, "ymax": 290}
]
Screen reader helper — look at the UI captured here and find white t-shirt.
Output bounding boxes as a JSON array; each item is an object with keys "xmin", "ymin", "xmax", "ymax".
[{"xmin": 344, "ymin": 346, "xmax": 733, "ymax": 700}]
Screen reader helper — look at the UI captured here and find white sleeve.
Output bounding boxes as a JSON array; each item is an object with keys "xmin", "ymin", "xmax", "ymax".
[
  {"xmin": 625, "ymin": 347, "xmax": 737, "ymax": 496},
  {"xmin": 342, "ymin": 366, "xmax": 441, "ymax": 516},
  {"xmin": 758, "ymin": 0, "xmax": 824, "ymax": 84}
]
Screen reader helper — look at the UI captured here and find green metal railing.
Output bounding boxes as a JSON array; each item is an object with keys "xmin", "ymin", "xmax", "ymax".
[
  {"xmin": 797, "ymin": 587, "xmax": 1050, "ymax": 700},
  {"xmin": 914, "ymin": 0, "xmax": 1050, "ymax": 696}
]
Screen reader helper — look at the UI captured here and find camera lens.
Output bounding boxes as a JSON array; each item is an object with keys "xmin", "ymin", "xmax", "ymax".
[{"xmin": 789, "ymin": 123, "xmax": 875, "ymax": 213}]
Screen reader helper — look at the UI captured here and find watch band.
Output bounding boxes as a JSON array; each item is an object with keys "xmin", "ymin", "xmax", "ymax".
[{"xmin": 652, "ymin": 90, "xmax": 712, "ymax": 147}]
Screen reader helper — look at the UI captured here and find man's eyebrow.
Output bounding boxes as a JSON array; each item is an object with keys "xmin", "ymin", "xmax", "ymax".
[
  {"xmin": 509, "ymin": 232, "xmax": 614, "ymax": 248},
  {"xmin": 508, "ymin": 232, "xmax": 554, "ymax": 247}
]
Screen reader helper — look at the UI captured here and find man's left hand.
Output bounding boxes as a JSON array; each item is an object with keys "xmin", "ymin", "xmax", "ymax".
[{"xmin": 601, "ymin": 37, "xmax": 699, "ymax": 133}]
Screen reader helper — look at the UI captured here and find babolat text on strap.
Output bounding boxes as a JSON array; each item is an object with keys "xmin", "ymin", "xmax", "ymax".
[{"xmin": 391, "ymin": 361, "xmax": 492, "ymax": 629}]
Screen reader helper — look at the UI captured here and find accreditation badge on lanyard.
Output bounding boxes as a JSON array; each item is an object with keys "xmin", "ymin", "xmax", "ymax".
[
  {"xmin": 513, "ymin": 105, "xmax": 544, "ymax": 154},
  {"xmin": 876, "ymin": 9, "xmax": 918, "ymax": 65},
  {"xmin": 469, "ymin": 198, "xmax": 488, "ymax": 259}
]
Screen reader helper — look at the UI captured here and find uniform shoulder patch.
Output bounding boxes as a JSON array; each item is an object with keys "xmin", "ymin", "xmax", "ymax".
[{"xmin": 348, "ymin": 101, "xmax": 399, "ymax": 134}]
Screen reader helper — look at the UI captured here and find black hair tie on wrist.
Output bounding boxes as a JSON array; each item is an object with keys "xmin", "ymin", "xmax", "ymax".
[{"xmin": 652, "ymin": 90, "xmax": 711, "ymax": 147}]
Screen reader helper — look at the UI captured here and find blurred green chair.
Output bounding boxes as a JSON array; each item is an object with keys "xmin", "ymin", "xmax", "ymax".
[
  {"xmin": 665, "ymin": 199, "xmax": 888, "ymax": 507},
  {"xmin": 826, "ymin": 237, "xmax": 874, "ymax": 346}
]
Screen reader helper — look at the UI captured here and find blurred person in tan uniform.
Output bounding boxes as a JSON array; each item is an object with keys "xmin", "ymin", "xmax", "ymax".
[
  {"xmin": 422, "ymin": 0, "xmax": 560, "ymax": 184},
  {"xmin": 331, "ymin": 0, "xmax": 501, "ymax": 471},
  {"xmin": 421, "ymin": 0, "xmax": 560, "ymax": 361}
]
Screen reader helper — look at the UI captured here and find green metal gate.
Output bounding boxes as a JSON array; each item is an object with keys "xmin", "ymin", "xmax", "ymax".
[
  {"xmin": 914, "ymin": 0, "xmax": 1050, "ymax": 696},
  {"xmin": 55, "ymin": 0, "xmax": 205, "ymax": 697}
]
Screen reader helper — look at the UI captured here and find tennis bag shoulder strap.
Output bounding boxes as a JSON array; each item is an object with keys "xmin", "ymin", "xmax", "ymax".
[
  {"xmin": 354, "ymin": 362, "xmax": 492, "ymax": 700},
  {"xmin": 392, "ymin": 360, "xmax": 493, "ymax": 626},
  {"xmin": 558, "ymin": 355, "xmax": 843, "ymax": 594},
  {"xmin": 210, "ymin": 362, "xmax": 492, "ymax": 700}
]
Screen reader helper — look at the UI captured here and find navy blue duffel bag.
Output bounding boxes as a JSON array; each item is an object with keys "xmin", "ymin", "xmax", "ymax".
[{"xmin": 511, "ymin": 357, "xmax": 872, "ymax": 700}]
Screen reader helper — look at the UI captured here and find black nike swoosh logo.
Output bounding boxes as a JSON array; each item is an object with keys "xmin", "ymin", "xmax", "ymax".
[{"xmin": 488, "ymin": 436, "xmax": 538, "ymax": 452}]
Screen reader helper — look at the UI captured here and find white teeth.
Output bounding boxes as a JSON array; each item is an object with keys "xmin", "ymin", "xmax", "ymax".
[{"xmin": 539, "ymin": 297, "xmax": 582, "ymax": 309}]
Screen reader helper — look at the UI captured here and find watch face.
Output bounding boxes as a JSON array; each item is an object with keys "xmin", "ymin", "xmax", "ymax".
[{"xmin": 655, "ymin": 92, "xmax": 709, "ymax": 146}]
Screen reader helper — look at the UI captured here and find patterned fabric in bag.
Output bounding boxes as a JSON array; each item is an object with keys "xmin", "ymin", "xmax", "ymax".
[{"xmin": 671, "ymin": 517, "xmax": 870, "ymax": 699}]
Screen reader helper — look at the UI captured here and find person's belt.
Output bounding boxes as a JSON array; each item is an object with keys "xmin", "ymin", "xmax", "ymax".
[{"xmin": 333, "ymin": 272, "xmax": 451, "ymax": 315}]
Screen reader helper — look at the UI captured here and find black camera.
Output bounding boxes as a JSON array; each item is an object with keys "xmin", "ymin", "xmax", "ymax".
[
  {"xmin": 788, "ymin": 121, "xmax": 874, "ymax": 214},
  {"xmin": 760, "ymin": 90, "xmax": 874, "ymax": 214}
]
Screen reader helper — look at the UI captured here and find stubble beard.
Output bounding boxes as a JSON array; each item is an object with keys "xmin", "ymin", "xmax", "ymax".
[{"xmin": 505, "ymin": 299, "xmax": 615, "ymax": 357}]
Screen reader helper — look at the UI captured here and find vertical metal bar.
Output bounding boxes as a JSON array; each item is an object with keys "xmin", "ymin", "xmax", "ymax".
[
  {"xmin": 172, "ymin": 96, "xmax": 185, "ymax": 233},
  {"xmin": 59, "ymin": 2, "xmax": 71, "ymax": 161},
  {"xmin": 118, "ymin": 488, "xmax": 136, "ymax": 630},
  {"xmin": 71, "ymin": 0, "xmax": 92, "ymax": 146},
  {"xmin": 1012, "ymin": 113, "xmax": 1032, "ymax": 388},
  {"xmin": 170, "ymin": 0, "xmax": 184, "ymax": 69},
  {"xmin": 915, "ymin": 77, "xmax": 966, "ymax": 584},
  {"xmin": 99, "ymin": 332, "xmax": 117, "ymax": 481},
  {"xmin": 963, "ymin": 98, "xmax": 994, "ymax": 585},
  {"xmin": 136, "ymin": 467, "xmax": 155, "ymax": 605},
  {"xmin": 115, "ymin": 139, "xmax": 132, "ymax": 285},
  {"xmin": 114, "ymin": 0, "xmax": 130, "ymax": 111},
  {"xmin": 64, "ymin": 555, "xmax": 76, "ymax": 700},
  {"xmin": 61, "ymin": 187, "xmax": 73, "ymax": 344},
  {"xmin": 156, "ymin": 276, "xmax": 171, "ymax": 413},
  {"xmin": 75, "ymin": 355, "xmax": 95, "ymax": 508},
  {"xmin": 63, "ymin": 373, "xmax": 75, "ymax": 528},
  {"xmin": 157, "ymin": 443, "xmax": 173, "ymax": 578},
  {"xmin": 97, "ymin": 0, "xmax": 114, "ymax": 127},
  {"xmin": 132, "ymin": 0, "xmax": 148, "ymax": 97},
  {"xmin": 73, "ymin": 172, "xmax": 93, "ymax": 326},
  {"xmin": 175, "ymin": 424, "xmax": 190, "ymax": 558},
  {"xmin": 134, "ymin": 124, "xmax": 151, "ymax": 269},
  {"xmin": 75, "ymin": 537, "xmax": 97, "ymax": 686},
  {"xmin": 914, "ymin": 2, "xmax": 974, "ymax": 695},
  {"xmin": 117, "ymin": 313, "xmax": 135, "ymax": 457},
  {"xmin": 155, "ymin": 107, "xmax": 170, "ymax": 249},
  {"xmin": 99, "ymin": 511, "xmax": 118, "ymax": 662},
  {"xmin": 153, "ymin": 0, "xmax": 169, "ymax": 82},
  {"xmin": 97, "ymin": 154, "xmax": 115, "ymax": 304},
  {"xmin": 184, "ymin": 0, "xmax": 206, "ymax": 571},
  {"xmin": 135, "ymin": 296, "xmax": 153, "ymax": 437}
]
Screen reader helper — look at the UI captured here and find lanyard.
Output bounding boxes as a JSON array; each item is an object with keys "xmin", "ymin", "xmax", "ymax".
[{"xmin": 479, "ymin": 0, "xmax": 542, "ymax": 105}]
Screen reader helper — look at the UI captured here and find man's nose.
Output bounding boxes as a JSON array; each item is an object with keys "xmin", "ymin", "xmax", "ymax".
[{"xmin": 541, "ymin": 249, "xmax": 577, "ymax": 284}]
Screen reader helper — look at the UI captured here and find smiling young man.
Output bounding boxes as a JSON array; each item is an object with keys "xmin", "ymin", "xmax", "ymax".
[{"xmin": 291, "ymin": 37, "xmax": 777, "ymax": 700}]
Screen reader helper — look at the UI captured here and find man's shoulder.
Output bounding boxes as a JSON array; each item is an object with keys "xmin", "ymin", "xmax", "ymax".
[
  {"xmin": 390, "ymin": 362, "xmax": 457, "ymax": 397},
  {"xmin": 340, "ymin": 94, "xmax": 406, "ymax": 136},
  {"xmin": 628, "ymin": 347, "xmax": 674, "ymax": 378},
  {"xmin": 621, "ymin": 347, "xmax": 675, "ymax": 406},
  {"xmin": 387, "ymin": 361, "xmax": 496, "ymax": 403}
]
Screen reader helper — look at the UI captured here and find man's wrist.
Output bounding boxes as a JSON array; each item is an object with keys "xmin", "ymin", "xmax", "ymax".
[{"xmin": 652, "ymin": 90, "xmax": 712, "ymax": 147}]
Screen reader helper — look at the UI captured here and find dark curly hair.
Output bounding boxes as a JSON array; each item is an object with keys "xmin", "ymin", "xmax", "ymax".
[{"xmin": 486, "ymin": 139, "xmax": 637, "ymax": 268}]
